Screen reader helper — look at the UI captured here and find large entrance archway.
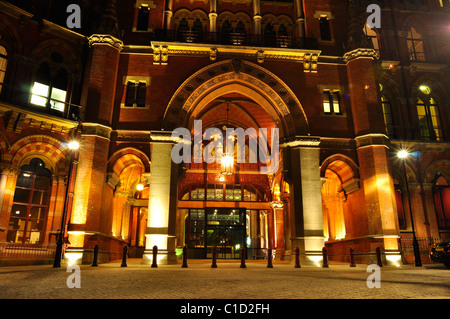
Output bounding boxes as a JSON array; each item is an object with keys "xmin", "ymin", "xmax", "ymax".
[{"xmin": 144, "ymin": 59, "xmax": 322, "ymax": 264}]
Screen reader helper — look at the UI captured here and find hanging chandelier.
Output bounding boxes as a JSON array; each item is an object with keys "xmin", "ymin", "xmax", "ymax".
[{"xmin": 220, "ymin": 104, "xmax": 235, "ymax": 175}]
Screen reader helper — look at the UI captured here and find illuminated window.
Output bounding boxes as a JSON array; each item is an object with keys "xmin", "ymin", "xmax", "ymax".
[
  {"xmin": 30, "ymin": 63, "xmax": 67, "ymax": 112},
  {"xmin": 124, "ymin": 81, "xmax": 147, "ymax": 107},
  {"xmin": 0, "ymin": 45, "xmax": 7, "ymax": 94},
  {"xmin": 323, "ymin": 90, "xmax": 341, "ymax": 115},
  {"xmin": 407, "ymin": 27, "xmax": 426, "ymax": 62},
  {"xmin": 417, "ymin": 96, "xmax": 443, "ymax": 141},
  {"xmin": 7, "ymin": 158, "xmax": 51, "ymax": 244},
  {"xmin": 136, "ymin": 5, "xmax": 150, "ymax": 31}
]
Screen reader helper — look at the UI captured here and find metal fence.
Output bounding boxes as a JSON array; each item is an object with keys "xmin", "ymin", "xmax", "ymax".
[
  {"xmin": 0, "ymin": 243, "xmax": 56, "ymax": 260},
  {"xmin": 399, "ymin": 237, "xmax": 443, "ymax": 251}
]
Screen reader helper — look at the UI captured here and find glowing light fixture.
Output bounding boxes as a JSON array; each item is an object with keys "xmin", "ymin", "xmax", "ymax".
[
  {"xmin": 68, "ymin": 141, "xmax": 80, "ymax": 150},
  {"xmin": 397, "ymin": 150, "xmax": 409, "ymax": 159},
  {"xmin": 220, "ymin": 104, "xmax": 235, "ymax": 175},
  {"xmin": 419, "ymin": 85, "xmax": 430, "ymax": 95},
  {"xmin": 136, "ymin": 183, "xmax": 144, "ymax": 191}
]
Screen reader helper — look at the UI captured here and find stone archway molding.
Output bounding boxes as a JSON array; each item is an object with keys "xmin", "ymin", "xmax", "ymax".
[{"xmin": 162, "ymin": 59, "xmax": 310, "ymax": 138}]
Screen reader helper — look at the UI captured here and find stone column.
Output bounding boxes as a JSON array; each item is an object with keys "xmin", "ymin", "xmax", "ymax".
[
  {"xmin": 67, "ymin": 123, "xmax": 112, "ymax": 264},
  {"xmin": 271, "ymin": 201, "xmax": 286, "ymax": 260},
  {"xmin": 83, "ymin": 35, "xmax": 122, "ymax": 127},
  {"xmin": 0, "ymin": 165, "xmax": 19, "ymax": 241},
  {"xmin": 295, "ymin": 0, "xmax": 305, "ymax": 38},
  {"xmin": 142, "ymin": 131, "xmax": 178, "ymax": 265},
  {"xmin": 282, "ymin": 136, "xmax": 324, "ymax": 265},
  {"xmin": 253, "ymin": 0, "xmax": 262, "ymax": 35},
  {"xmin": 346, "ymin": 49, "xmax": 401, "ymax": 264}
]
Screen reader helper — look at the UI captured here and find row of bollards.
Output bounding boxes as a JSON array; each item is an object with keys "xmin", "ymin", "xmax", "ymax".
[{"xmin": 92, "ymin": 244, "xmax": 385, "ymax": 268}]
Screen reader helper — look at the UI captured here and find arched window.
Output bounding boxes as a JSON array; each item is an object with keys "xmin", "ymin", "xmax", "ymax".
[
  {"xmin": 407, "ymin": 26, "xmax": 426, "ymax": 62},
  {"xmin": 264, "ymin": 23, "xmax": 276, "ymax": 47},
  {"xmin": 177, "ymin": 18, "xmax": 189, "ymax": 42},
  {"xmin": 0, "ymin": 44, "xmax": 7, "ymax": 94},
  {"xmin": 7, "ymin": 158, "xmax": 52, "ymax": 244},
  {"xmin": 221, "ymin": 20, "xmax": 233, "ymax": 45},
  {"xmin": 433, "ymin": 176, "xmax": 450, "ymax": 229},
  {"xmin": 416, "ymin": 86, "xmax": 443, "ymax": 141}
]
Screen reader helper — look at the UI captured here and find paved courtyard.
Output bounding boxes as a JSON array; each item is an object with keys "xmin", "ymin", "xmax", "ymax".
[{"xmin": 0, "ymin": 259, "xmax": 448, "ymax": 300}]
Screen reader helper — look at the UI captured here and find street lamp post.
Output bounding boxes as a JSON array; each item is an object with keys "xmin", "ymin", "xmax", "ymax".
[
  {"xmin": 53, "ymin": 139, "xmax": 79, "ymax": 268},
  {"xmin": 398, "ymin": 150, "xmax": 422, "ymax": 267}
]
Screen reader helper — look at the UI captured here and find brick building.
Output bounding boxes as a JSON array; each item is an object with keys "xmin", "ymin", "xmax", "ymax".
[{"xmin": 0, "ymin": 0, "xmax": 448, "ymax": 266}]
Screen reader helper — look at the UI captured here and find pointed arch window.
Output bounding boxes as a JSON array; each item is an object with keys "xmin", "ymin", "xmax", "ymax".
[
  {"xmin": 416, "ymin": 91, "xmax": 443, "ymax": 141},
  {"xmin": 407, "ymin": 26, "xmax": 426, "ymax": 62},
  {"xmin": 0, "ymin": 45, "xmax": 7, "ymax": 94},
  {"xmin": 7, "ymin": 158, "xmax": 52, "ymax": 244},
  {"xmin": 433, "ymin": 176, "xmax": 450, "ymax": 229}
]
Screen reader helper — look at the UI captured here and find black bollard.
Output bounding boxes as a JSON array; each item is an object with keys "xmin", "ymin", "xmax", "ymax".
[
  {"xmin": 376, "ymin": 247, "xmax": 383, "ymax": 267},
  {"xmin": 349, "ymin": 247, "xmax": 356, "ymax": 267},
  {"xmin": 151, "ymin": 245, "xmax": 158, "ymax": 268},
  {"xmin": 294, "ymin": 247, "xmax": 301, "ymax": 268},
  {"xmin": 92, "ymin": 245, "xmax": 99, "ymax": 267},
  {"xmin": 240, "ymin": 247, "xmax": 246, "ymax": 268},
  {"xmin": 181, "ymin": 246, "xmax": 188, "ymax": 268},
  {"xmin": 267, "ymin": 248, "xmax": 273, "ymax": 268},
  {"xmin": 211, "ymin": 246, "xmax": 217, "ymax": 268},
  {"xmin": 120, "ymin": 245, "xmax": 127, "ymax": 267},
  {"xmin": 322, "ymin": 247, "xmax": 329, "ymax": 268}
]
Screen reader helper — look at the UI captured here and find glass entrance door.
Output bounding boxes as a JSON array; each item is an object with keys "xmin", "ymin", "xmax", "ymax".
[{"xmin": 205, "ymin": 208, "xmax": 246, "ymax": 259}]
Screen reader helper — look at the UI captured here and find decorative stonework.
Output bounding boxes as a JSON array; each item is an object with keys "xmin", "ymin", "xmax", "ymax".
[
  {"xmin": 88, "ymin": 34, "xmax": 123, "ymax": 51},
  {"xmin": 281, "ymin": 135, "xmax": 321, "ymax": 148},
  {"xmin": 355, "ymin": 133, "xmax": 390, "ymax": 149},
  {"xmin": 81, "ymin": 123, "xmax": 112, "ymax": 140},
  {"xmin": 343, "ymin": 48, "xmax": 379, "ymax": 63},
  {"xmin": 162, "ymin": 59, "xmax": 310, "ymax": 137}
]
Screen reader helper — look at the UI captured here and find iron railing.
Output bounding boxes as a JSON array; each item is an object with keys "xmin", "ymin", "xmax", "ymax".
[
  {"xmin": 0, "ymin": 82, "xmax": 81, "ymax": 121},
  {"xmin": 150, "ymin": 30, "xmax": 319, "ymax": 50},
  {"xmin": 399, "ymin": 237, "xmax": 443, "ymax": 251},
  {"xmin": 0, "ymin": 243, "xmax": 57, "ymax": 259}
]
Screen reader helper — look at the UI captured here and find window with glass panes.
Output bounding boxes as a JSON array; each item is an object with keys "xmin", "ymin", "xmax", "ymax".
[
  {"xmin": 181, "ymin": 184, "xmax": 263, "ymax": 202},
  {"xmin": 7, "ymin": 158, "xmax": 51, "ymax": 244},
  {"xmin": 323, "ymin": 90, "xmax": 341, "ymax": 115},
  {"xmin": 417, "ymin": 97, "xmax": 443, "ymax": 141}
]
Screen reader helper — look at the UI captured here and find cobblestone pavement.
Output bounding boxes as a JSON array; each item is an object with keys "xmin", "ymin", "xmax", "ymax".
[{"xmin": 0, "ymin": 259, "xmax": 448, "ymax": 301}]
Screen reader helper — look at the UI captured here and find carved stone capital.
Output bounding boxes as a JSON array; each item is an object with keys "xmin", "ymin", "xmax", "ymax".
[
  {"xmin": 270, "ymin": 201, "xmax": 284, "ymax": 209},
  {"xmin": 81, "ymin": 123, "xmax": 112, "ymax": 140},
  {"xmin": 344, "ymin": 48, "xmax": 379, "ymax": 63},
  {"xmin": 88, "ymin": 34, "xmax": 123, "ymax": 51},
  {"xmin": 355, "ymin": 134, "xmax": 389, "ymax": 149},
  {"xmin": 281, "ymin": 135, "xmax": 321, "ymax": 148}
]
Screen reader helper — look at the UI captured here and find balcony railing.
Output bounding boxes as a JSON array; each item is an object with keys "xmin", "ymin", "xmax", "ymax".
[
  {"xmin": 0, "ymin": 82, "xmax": 81, "ymax": 121},
  {"xmin": 150, "ymin": 30, "xmax": 319, "ymax": 50}
]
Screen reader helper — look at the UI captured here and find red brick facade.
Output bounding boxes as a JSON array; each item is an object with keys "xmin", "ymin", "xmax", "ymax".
[{"xmin": 0, "ymin": 0, "xmax": 449, "ymax": 266}]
